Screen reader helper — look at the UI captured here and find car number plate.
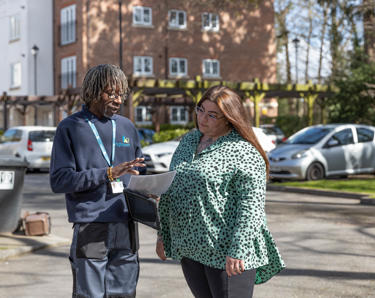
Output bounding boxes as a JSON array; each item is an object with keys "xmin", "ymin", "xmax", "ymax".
[
  {"xmin": 0, "ymin": 171, "xmax": 15, "ymax": 190},
  {"xmin": 272, "ymin": 167, "xmax": 281, "ymax": 172},
  {"xmin": 41, "ymin": 156, "xmax": 51, "ymax": 161}
]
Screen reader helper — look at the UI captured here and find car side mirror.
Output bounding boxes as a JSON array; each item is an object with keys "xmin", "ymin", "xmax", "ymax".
[{"xmin": 325, "ymin": 139, "xmax": 339, "ymax": 148}]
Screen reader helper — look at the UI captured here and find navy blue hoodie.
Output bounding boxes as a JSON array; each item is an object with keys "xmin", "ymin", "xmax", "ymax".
[{"xmin": 50, "ymin": 105, "xmax": 143, "ymax": 223}]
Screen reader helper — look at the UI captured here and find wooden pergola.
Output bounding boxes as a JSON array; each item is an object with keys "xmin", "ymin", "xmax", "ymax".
[
  {"xmin": 129, "ymin": 76, "xmax": 336, "ymax": 127},
  {"xmin": 0, "ymin": 77, "xmax": 336, "ymax": 130}
]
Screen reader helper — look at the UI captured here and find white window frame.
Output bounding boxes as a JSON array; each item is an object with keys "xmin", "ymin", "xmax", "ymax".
[
  {"xmin": 133, "ymin": 56, "xmax": 153, "ymax": 76},
  {"xmin": 202, "ymin": 59, "xmax": 220, "ymax": 78},
  {"xmin": 168, "ymin": 10, "xmax": 187, "ymax": 29},
  {"xmin": 60, "ymin": 4, "xmax": 76, "ymax": 45},
  {"xmin": 170, "ymin": 106, "xmax": 189, "ymax": 125},
  {"xmin": 135, "ymin": 106, "xmax": 152, "ymax": 125},
  {"xmin": 169, "ymin": 58, "xmax": 188, "ymax": 77},
  {"xmin": 9, "ymin": 14, "xmax": 21, "ymax": 41},
  {"xmin": 61, "ymin": 56, "xmax": 76, "ymax": 89},
  {"xmin": 202, "ymin": 13, "xmax": 219, "ymax": 32},
  {"xmin": 133, "ymin": 6, "xmax": 152, "ymax": 26},
  {"xmin": 10, "ymin": 62, "xmax": 21, "ymax": 88}
]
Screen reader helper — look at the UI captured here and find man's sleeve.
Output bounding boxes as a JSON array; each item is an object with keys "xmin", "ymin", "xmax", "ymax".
[
  {"xmin": 133, "ymin": 127, "xmax": 146, "ymax": 175},
  {"xmin": 49, "ymin": 125, "xmax": 108, "ymax": 193}
]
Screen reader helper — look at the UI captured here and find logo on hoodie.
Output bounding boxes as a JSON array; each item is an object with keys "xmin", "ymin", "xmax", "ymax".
[{"xmin": 116, "ymin": 136, "xmax": 131, "ymax": 147}]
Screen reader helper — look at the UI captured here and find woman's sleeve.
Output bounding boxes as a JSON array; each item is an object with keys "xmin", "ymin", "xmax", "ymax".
[
  {"xmin": 227, "ymin": 150, "xmax": 267, "ymax": 260},
  {"xmin": 158, "ymin": 191, "xmax": 172, "ymax": 257}
]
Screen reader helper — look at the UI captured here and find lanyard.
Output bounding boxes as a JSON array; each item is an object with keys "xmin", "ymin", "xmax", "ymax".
[{"xmin": 86, "ymin": 119, "xmax": 116, "ymax": 166}]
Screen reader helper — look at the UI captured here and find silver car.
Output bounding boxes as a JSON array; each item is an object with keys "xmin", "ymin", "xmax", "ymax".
[
  {"xmin": 268, "ymin": 124, "xmax": 375, "ymax": 180},
  {"xmin": 0, "ymin": 126, "xmax": 56, "ymax": 171}
]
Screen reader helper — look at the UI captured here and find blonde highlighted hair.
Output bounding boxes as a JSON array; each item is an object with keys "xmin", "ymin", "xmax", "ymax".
[{"xmin": 196, "ymin": 85, "xmax": 269, "ymax": 177}]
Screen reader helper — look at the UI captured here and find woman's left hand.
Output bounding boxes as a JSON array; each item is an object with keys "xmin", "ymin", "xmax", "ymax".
[{"xmin": 225, "ymin": 256, "xmax": 245, "ymax": 277}]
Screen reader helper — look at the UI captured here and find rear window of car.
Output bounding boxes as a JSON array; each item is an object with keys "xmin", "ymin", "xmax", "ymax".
[
  {"xmin": 356, "ymin": 127, "xmax": 374, "ymax": 143},
  {"xmin": 286, "ymin": 127, "xmax": 333, "ymax": 145},
  {"xmin": 262, "ymin": 126, "xmax": 283, "ymax": 136},
  {"xmin": 29, "ymin": 130, "xmax": 55, "ymax": 142}
]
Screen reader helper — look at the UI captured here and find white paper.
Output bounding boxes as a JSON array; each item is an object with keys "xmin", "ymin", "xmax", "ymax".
[{"xmin": 127, "ymin": 171, "xmax": 176, "ymax": 196}]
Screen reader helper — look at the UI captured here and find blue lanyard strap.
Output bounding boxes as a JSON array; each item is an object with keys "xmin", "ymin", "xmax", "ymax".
[{"xmin": 86, "ymin": 119, "xmax": 116, "ymax": 166}]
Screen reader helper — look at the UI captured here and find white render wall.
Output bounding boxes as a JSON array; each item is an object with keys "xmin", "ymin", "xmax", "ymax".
[{"xmin": 0, "ymin": 0, "xmax": 53, "ymax": 96}]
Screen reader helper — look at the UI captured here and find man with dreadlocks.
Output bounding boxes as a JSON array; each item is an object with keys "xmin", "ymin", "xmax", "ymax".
[{"xmin": 50, "ymin": 64, "xmax": 145, "ymax": 298}]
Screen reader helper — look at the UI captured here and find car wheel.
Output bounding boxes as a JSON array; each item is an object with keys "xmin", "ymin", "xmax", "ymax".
[{"xmin": 306, "ymin": 162, "xmax": 325, "ymax": 181}]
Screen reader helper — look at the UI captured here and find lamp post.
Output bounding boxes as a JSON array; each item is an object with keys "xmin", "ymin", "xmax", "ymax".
[
  {"xmin": 292, "ymin": 37, "xmax": 300, "ymax": 83},
  {"xmin": 31, "ymin": 44, "xmax": 39, "ymax": 95},
  {"xmin": 292, "ymin": 37, "xmax": 300, "ymax": 115}
]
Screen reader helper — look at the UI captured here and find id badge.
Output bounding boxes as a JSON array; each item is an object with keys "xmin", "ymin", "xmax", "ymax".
[{"xmin": 110, "ymin": 181, "xmax": 124, "ymax": 194}]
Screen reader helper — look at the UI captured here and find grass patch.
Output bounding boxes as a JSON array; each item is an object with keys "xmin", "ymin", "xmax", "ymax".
[{"xmin": 273, "ymin": 178, "xmax": 375, "ymax": 198}]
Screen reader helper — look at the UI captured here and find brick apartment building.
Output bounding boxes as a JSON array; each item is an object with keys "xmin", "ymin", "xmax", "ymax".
[{"xmin": 54, "ymin": 0, "xmax": 277, "ymax": 126}]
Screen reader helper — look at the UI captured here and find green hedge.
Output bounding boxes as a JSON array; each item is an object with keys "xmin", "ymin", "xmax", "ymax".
[
  {"xmin": 152, "ymin": 129, "xmax": 189, "ymax": 143},
  {"xmin": 275, "ymin": 115, "xmax": 308, "ymax": 137}
]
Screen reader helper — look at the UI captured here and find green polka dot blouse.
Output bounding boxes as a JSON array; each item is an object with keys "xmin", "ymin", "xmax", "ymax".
[{"xmin": 159, "ymin": 129, "xmax": 285, "ymax": 284}]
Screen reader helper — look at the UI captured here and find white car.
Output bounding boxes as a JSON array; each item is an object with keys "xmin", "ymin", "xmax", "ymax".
[
  {"xmin": 142, "ymin": 128, "xmax": 275, "ymax": 173},
  {"xmin": 0, "ymin": 126, "xmax": 56, "ymax": 171}
]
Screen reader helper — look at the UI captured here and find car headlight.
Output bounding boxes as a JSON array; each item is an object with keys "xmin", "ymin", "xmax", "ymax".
[
  {"xmin": 291, "ymin": 150, "xmax": 309, "ymax": 159},
  {"xmin": 156, "ymin": 153, "xmax": 172, "ymax": 158}
]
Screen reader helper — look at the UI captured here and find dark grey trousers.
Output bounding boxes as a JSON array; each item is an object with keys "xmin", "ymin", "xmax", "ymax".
[
  {"xmin": 70, "ymin": 222, "xmax": 139, "ymax": 298},
  {"xmin": 181, "ymin": 257, "xmax": 256, "ymax": 298}
]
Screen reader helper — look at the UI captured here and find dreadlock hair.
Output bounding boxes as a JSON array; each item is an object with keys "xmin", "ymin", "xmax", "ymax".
[
  {"xmin": 196, "ymin": 85, "xmax": 270, "ymax": 178},
  {"xmin": 81, "ymin": 64, "xmax": 129, "ymax": 107}
]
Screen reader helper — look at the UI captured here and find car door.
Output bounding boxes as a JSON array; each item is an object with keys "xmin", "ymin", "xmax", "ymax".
[
  {"xmin": 320, "ymin": 128, "xmax": 359, "ymax": 175},
  {"xmin": 355, "ymin": 127, "xmax": 375, "ymax": 172}
]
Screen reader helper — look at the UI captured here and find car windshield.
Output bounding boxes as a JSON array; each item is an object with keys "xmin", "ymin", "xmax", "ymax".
[
  {"xmin": 285, "ymin": 127, "xmax": 333, "ymax": 145},
  {"xmin": 29, "ymin": 130, "xmax": 55, "ymax": 142}
]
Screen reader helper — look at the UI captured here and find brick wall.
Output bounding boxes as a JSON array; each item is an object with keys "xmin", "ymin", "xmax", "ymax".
[{"xmin": 54, "ymin": 0, "xmax": 276, "ymax": 93}]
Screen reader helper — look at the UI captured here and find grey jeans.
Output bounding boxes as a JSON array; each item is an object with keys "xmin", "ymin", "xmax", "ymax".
[{"xmin": 70, "ymin": 222, "xmax": 139, "ymax": 298}]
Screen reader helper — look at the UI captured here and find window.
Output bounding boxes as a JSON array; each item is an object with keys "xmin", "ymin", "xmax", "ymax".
[
  {"xmin": 170, "ymin": 106, "xmax": 188, "ymax": 124},
  {"xmin": 356, "ymin": 127, "xmax": 374, "ymax": 143},
  {"xmin": 61, "ymin": 56, "xmax": 76, "ymax": 89},
  {"xmin": 169, "ymin": 58, "xmax": 187, "ymax": 77},
  {"xmin": 133, "ymin": 6, "xmax": 152, "ymax": 26},
  {"xmin": 29, "ymin": 131, "xmax": 55, "ymax": 142},
  {"xmin": 202, "ymin": 13, "xmax": 219, "ymax": 31},
  {"xmin": 135, "ymin": 106, "xmax": 152, "ymax": 124},
  {"xmin": 10, "ymin": 62, "xmax": 21, "ymax": 88},
  {"xmin": 2, "ymin": 129, "xmax": 22, "ymax": 143},
  {"xmin": 203, "ymin": 59, "xmax": 220, "ymax": 77},
  {"xmin": 60, "ymin": 4, "xmax": 76, "ymax": 45},
  {"xmin": 133, "ymin": 56, "xmax": 153, "ymax": 76},
  {"xmin": 329, "ymin": 129, "xmax": 354, "ymax": 146},
  {"xmin": 9, "ymin": 15, "xmax": 21, "ymax": 41},
  {"xmin": 169, "ymin": 10, "xmax": 186, "ymax": 29}
]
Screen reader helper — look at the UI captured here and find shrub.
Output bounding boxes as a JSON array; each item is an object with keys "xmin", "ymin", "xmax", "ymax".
[
  {"xmin": 152, "ymin": 129, "xmax": 189, "ymax": 143},
  {"xmin": 159, "ymin": 122, "xmax": 195, "ymax": 131},
  {"xmin": 275, "ymin": 115, "xmax": 308, "ymax": 137}
]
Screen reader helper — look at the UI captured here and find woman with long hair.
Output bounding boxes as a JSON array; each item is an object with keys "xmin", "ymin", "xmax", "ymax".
[{"xmin": 156, "ymin": 86, "xmax": 285, "ymax": 298}]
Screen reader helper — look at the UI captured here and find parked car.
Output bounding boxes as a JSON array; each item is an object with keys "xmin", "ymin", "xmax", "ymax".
[
  {"xmin": 268, "ymin": 124, "xmax": 375, "ymax": 180},
  {"xmin": 260, "ymin": 124, "xmax": 286, "ymax": 145},
  {"xmin": 137, "ymin": 128, "xmax": 155, "ymax": 145},
  {"xmin": 142, "ymin": 127, "xmax": 275, "ymax": 173},
  {"xmin": 0, "ymin": 126, "xmax": 56, "ymax": 171}
]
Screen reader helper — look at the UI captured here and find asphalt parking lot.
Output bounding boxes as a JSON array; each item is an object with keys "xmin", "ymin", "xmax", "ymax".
[{"xmin": 0, "ymin": 173, "xmax": 374, "ymax": 298}]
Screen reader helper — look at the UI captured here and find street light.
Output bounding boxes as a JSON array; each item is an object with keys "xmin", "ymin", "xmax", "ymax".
[
  {"xmin": 292, "ymin": 38, "xmax": 300, "ymax": 83},
  {"xmin": 31, "ymin": 44, "xmax": 39, "ymax": 95},
  {"xmin": 292, "ymin": 37, "xmax": 300, "ymax": 116}
]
